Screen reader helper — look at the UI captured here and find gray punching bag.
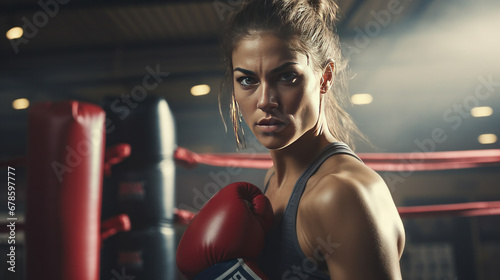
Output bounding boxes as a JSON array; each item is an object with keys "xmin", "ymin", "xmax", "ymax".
[{"xmin": 100, "ymin": 95, "xmax": 176, "ymax": 280}]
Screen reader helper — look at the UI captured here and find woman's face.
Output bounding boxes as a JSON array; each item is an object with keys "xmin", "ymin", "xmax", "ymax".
[{"xmin": 232, "ymin": 32, "xmax": 323, "ymax": 150}]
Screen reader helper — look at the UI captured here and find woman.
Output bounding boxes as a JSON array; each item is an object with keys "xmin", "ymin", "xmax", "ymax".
[{"xmin": 220, "ymin": 0, "xmax": 405, "ymax": 279}]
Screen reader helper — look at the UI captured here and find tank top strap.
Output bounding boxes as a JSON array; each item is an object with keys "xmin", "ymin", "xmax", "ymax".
[
  {"xmin": 263, "ymin": 142, "xmax": 361, "ymax": 210},
  {"xmin": 263, "ymin": 170, "xmax": 275, "ymax": 193},
  {"xmin": 285, "ymin": 142, "xmax": 361, "ymax": 216}
]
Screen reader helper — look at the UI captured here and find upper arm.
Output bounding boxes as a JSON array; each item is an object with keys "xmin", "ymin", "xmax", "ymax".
[{"xmin": 304, "ymin": 174, "xmax": 403, "ymax": 280}]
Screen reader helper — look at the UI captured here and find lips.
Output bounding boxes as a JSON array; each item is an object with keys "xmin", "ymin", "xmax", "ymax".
[
  {"xmin": 256, "ymin": 118, "xmax": 285, "ymax": 133},
  {"xmin": 257, "ymin": 118, "xmax": 285, "ymax": 125}
]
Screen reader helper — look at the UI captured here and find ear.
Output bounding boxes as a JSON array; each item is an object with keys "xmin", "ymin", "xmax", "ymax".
[{"xmin": 320, "ymin": 59, "xmax": 335, "ymax": 94}]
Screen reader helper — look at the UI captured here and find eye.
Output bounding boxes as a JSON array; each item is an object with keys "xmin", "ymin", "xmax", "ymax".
[
  {"xmin": 279, "ymin": 72, "xmax": 298, "ymax": 83},
  {"xmin": 236, "ymin": 76, "xmax": 258, "ymax": 87}
]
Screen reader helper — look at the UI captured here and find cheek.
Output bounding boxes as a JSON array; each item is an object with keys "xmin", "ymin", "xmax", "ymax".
[
  {"xmin": 296, "ymin": 99, "xmax": 319, "ymax": 128},
  {"xmin": 281, "ymin": 81, "xmax": 319, "ymax": 116},
  {"xmin": 280, "ymin": 89, "xmax": 304, "ymax": 115},
  {"xmin": 283, "ymin": 84, "xmax": 320, "ymax": 125}
]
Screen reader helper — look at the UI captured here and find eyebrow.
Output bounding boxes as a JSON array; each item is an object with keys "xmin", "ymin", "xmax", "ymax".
[{"xmin": 233, "ymin": 61, "xmax": 298, "ymax": 75}]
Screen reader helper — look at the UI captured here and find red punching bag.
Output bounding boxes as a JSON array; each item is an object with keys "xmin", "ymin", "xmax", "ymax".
[{"xmin": 26, "ymin": 101, "xmax": 105, "ymax": 280}]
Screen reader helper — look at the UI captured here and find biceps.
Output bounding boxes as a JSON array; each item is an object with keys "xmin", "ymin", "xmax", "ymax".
[{"xmin": 324, "ymin": 227, "xmax": 402, "ymax": 280}]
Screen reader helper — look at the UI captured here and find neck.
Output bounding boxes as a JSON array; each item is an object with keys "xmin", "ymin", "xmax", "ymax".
[{"xmin": 269, "ymin": 125, "xmax": 336, "ymax": 187}]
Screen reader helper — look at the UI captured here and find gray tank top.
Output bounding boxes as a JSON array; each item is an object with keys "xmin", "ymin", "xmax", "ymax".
[{"xmin": 257, "ymin": 142, "xmax": 362, "ymax": 279}]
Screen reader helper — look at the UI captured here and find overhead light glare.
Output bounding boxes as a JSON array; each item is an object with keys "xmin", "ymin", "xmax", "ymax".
[
  {"xmin": 190, "ymin": 84, "xmax": 210, "ymax": 96},
  {"xmin": 12, "ymin": 98, "xmax": 30, "ymax": 110},
  {"xmin": 478, "ymin": 134, "xmax": 497, "ymax": 145},
  {"xmin": 471, "ymin": 106, "xmax": 493, "ymax": 117},
  {"xmin": 6, "ymin": 27, "xmax": 23, "ymax": 40},
  {"xmin": 351, "ymin": 93, "xmax": 373, "ymax": 105}
]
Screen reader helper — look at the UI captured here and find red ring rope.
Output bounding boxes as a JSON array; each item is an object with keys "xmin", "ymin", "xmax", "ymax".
[
  {"xmin": 4, "ymin": 147, "xmax": 500, "ymax": 171},
  {"xmin": 2, "ymin": 147, "xmax": 499, "ymax": 225},
  {"xmin": 174, "ymin": 147, "xmax": 500, "ymax": 171},
  {"xmin": 398, "ymin": 201, "xmax": 500, "ymax": 218}
]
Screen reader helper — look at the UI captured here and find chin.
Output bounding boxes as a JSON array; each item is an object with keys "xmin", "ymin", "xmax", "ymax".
[
  {"xmin": 251, "ymin": 126, "xmax": 297, "ymax": 150},
  {"xmin": 257, "ymin": 135, "xmax": 292, "ymax": 151}
]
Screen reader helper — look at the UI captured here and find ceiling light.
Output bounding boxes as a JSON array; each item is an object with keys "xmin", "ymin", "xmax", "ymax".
[
  {"xmin": 478, "ymin": 134, "xmax": 497, "ymax": 144},
  {"xmin": 351, "ymin": 93, "xmax": 373, "ymax": 105},
  {"xmin": 190, "ymin": 84, "xmax": 210, "ymax": 96},
  {"xmin": 12, "ymin": 98, "xmax": 30, "ymax": 110},
  {"xmin": 471, "ymin": 106, "xmax": 493, "ymax": 117},
  {"xmin": 6, "ymin": 27, "xmax": 23, "ymax": 40}
]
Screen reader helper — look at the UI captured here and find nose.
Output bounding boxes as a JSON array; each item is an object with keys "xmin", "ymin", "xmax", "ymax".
[{"xmin": 257, "ymin": 83, "xmax": 278, "ymax": 112}]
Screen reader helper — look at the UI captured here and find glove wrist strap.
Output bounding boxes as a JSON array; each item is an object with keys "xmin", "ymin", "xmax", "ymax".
[{"xmin": 194, "ymin": 258, "xmax": 263, "ymax": 280}]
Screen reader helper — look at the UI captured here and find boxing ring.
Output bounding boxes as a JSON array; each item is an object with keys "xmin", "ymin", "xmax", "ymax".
[{"xmin": 1, "ymin": 97, "xmax": 499, "ymax": 280}]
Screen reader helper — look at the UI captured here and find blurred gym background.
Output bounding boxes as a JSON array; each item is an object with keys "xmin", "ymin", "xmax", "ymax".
[{"xmin": 0, "ymin": 0, "xmax": 499, "ymax": 279}]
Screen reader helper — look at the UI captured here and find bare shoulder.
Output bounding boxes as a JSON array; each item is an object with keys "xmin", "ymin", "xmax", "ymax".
[
  {"xmin": 307, "ymin": 154, "xmax": 398, "ymax": 212},
  {"xmin": 305, "ymin": 154, "xmax": 390, "ymax": 209},
  {"xmin": 305, "ymin": 157, "xmax": 391, "ymax": 227},
  {"xmin": 306, "ymin": 154, "xmax": 404, "ymax": 251},
  {"xmin": 299, "ymin": 154, "xmax": 405, "ymax": 278}
]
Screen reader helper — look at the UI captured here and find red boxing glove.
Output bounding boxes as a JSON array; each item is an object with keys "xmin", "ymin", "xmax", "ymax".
[{"xmin": 176, "ymin": 182, "xmax": 273, "ymax": 279}]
